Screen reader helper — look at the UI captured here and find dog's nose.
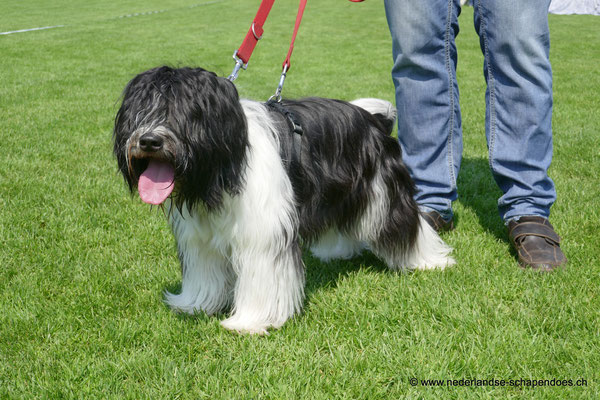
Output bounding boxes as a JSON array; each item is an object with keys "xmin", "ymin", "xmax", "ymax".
[{"xmin": 139, "ymin": 133, "xmax": 163, "ymax": 152}]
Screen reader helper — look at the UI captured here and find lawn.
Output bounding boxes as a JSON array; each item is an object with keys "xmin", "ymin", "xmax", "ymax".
[{"xmin": 1, "ymin": 1, "xmax": 599, "ymax": 398}]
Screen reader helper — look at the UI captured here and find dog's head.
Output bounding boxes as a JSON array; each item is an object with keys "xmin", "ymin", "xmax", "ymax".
[{"xmin": 113, "ymin": 66, "xmax": 248, "ymax": 211}]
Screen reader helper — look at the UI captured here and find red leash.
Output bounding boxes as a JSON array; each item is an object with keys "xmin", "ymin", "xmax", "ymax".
[
  {"xmin": 229, "ymin": 0, "xmax": 275, "ymax": 79},
  {"xmin": 282, "ymin": 0, "xmax": 307, "ymax": 73},
  {"xmin": 228, "ymin": 0, "xmax": 364, "ymax": 98},
  {"xmin": 270, "ymin": 0, "xmax": 306, "ymax": 101}
]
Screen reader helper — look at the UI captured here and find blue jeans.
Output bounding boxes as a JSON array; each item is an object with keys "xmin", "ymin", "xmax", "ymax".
[{"xmin": 384, "ymin": 0, "xmax": 555, "ymax": 222}]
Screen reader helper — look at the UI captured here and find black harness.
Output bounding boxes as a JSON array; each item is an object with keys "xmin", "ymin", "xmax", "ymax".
[{"xmin": 265, "ymin": 100, "xmax": 304, "ymax": 166}]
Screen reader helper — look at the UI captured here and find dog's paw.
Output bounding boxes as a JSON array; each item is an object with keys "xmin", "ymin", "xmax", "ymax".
[
  {"xmin": 164, "ymin": 292, "xmax": 198, "ymax": 315},
  {"xmin": 220, "ymin": 317, "xmax": 271, "ymax": 335},
  {"xmin": 413, "ymin": 256, "xmax": 456, "ymax": 271},
  {"xmin": 164, "ymin": 290, "xmax": 227, "ymax": 316}
]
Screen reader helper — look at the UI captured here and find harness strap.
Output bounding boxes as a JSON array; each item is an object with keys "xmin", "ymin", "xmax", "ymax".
[{"xmin": 265, "ymin": 100, "xmax": 304, "ymax": 166}]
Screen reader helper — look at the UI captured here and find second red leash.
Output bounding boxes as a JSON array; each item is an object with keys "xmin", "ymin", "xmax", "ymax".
[{"xmin": 270, "ymin": 0, "xmax": 306, "ymax": 101}]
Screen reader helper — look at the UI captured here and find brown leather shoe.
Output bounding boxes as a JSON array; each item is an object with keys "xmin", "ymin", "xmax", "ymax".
[
  {"xmin": 422, "ymin": 211, "xmax": 455, "ymax": 233},
  {"xmin": 508, "ymin": 216, "xmax": 567, "ymax": 271}
]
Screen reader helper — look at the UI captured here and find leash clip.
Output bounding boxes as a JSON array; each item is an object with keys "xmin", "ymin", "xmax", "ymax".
[
  {"xmin": 269, "ymin": 64, "xmax": 289, "ymax": 102},
  {"xmin": 228, "ymin": 51, "xmax": 248, "ymax": 82}
]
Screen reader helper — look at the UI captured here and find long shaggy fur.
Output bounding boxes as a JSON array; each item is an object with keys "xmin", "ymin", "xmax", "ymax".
[{"xmin": 113, "ymin": 66, "xmax": 454, "ymax": 334}]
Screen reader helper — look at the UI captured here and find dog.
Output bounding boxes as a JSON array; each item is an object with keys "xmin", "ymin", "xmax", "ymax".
[{"xmin": 113, "ymin": 66, "xmax": 454, "ymax": 334}]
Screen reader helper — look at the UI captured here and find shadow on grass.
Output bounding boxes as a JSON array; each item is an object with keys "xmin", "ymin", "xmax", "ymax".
[
  {"xmin": 303, "ymin": 250, "xmax": 389, "ymax": 297},
  {"xmin": 161, "ymin": 157, "xmax": 511, "ymax": 322},
  {"xmin": 457, "ymin": 156, "xmax": 507, "ymax": 242},
  {"xmin": 161, "ymin": 249, "xmax": 391, "ymax": 321}
]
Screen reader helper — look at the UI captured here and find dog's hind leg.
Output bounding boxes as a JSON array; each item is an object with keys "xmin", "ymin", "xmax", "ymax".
[
  {"xmin": 310, "ymin": 229, "xmax": 365, "ymax": 262},
  {"xmin": 354, "ymin": 173, "xmax": 455, "ymax": 271},
  {"xmin": 369, "ymin": 216, "xmax": 456, "ymax": 271},
  {"xmin": 164, "ymin": 208, "xmax": 235, "ymax": 316},
  {"xmin": 403, "ymin": 215, "xmax": 456, "ymax": 270}
]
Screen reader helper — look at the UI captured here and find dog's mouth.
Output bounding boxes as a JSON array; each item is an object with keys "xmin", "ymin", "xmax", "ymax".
[
  {"xmin": 131, "ymin": 157, "xmax": 176, "ymax": 205},
  {"xmin": 138, "ymin": 159, "xmax": 175, "ymax": 205}
]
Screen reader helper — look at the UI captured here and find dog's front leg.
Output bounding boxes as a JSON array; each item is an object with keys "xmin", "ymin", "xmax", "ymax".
[
  {"xmin": 221, "ymin": 241, "xmax": 305, "ymax": 335},
  {"xmin": 164, "ymin": 208, "xmax": 235, "ymax": 316},
  {"xmin": 164, "ymin": 244, "xmax": 234, "ymax": 316}
]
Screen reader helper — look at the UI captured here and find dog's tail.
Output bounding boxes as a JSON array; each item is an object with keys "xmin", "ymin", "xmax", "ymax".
[{"xmin": 350, "ymin": 98, "xmax": 397, "ymax": 135}]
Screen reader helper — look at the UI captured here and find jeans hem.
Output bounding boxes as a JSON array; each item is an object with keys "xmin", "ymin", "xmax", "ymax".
[{"xmin": 419, "ymin": 205, "xmax": 454, "ymax": 222}]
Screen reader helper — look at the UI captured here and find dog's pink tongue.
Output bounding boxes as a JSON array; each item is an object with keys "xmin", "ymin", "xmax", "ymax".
[{"xmin": 138, "ymin": 160, "xmax": 175, "ymax": 205}]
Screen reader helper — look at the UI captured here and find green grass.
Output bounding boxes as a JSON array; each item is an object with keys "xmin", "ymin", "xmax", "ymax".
[{"xmin": 1, "ymin": 1, "xmax": 599, "ymax": 398}]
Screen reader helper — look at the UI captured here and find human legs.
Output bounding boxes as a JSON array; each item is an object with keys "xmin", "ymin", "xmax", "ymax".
[
  {"xmin": 475, "ymin": 0, "xmax": 565, "ymax": 269},
  {"xmin": 384, "ymin": 0, "xmax": 463, "ymax": 222},
  {"xmin": 385, "ymin": 0, "xmax": 564, "ymax": 268},
  {"xmin": 473, "ymin": 0, "xmax": 556, "ymax": 222}
]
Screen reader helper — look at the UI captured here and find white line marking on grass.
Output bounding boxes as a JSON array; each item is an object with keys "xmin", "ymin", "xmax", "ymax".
[
  {"xmin": 0, "ymin": 25, "xmax": 65, "ymax": 35},
  {"xmin": 0, "ymin": 1, "xmax": 225, "ymax": 36},
  {"xmin": 116, "ymin": 1, "xmax": 224, "ymax": 19},
  {"xmin": 118, "ymin": 10, "xmax": 167, "ymax": 19},
  {"xmin": 187, "ymin": 1, "xmax": 225, "ymax": 8}
]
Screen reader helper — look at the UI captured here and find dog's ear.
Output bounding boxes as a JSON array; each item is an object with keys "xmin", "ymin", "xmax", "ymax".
[
  {"xmin": 175, "ymin": 69, "xmax": 250, "ymax": 211},
  {"xmin": 192, "ymin": 72, "xmax": 248, "ymax": 148},
  {"xmin": 371, "ymin": 113, "xmax": 395, "ymax": 136},
  {"xmin": 113, "ymin": 71, "xmax": 151, "ymax": 191}
]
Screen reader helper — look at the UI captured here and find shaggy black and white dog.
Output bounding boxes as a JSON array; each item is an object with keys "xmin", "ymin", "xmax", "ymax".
[{"xmin": 113, "ymin": 66, "xmax": 454, "ymax": 334}]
